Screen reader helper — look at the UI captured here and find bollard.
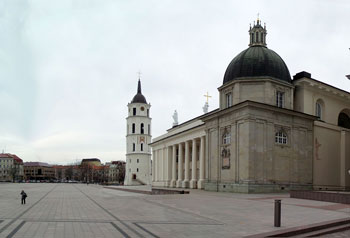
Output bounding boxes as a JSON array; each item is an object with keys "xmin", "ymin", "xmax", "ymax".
[{"xmin": 274, "ymin": 199, "xmax": 281, "ymax": 227}]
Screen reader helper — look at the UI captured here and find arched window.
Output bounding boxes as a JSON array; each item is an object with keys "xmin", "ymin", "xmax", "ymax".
[
  {"xmin": 338, "ymin": 110, "xmax": 350, "ymax": 129},
  {"xmin": 140, "ymin": 123, "xmax": 144, "ymax": 134},
  {"xmin": 223, "ymin": 131, "xmax": 231, "ymax": 145},
  {"xmin": 133, "ymin": 108, "xmax": 136, "ymax": 116},
  {"xmin": 315, "ymin": 99, "xmax": 324, "ymax": 120},
  {"xmin": 275, "ymin": 131, "xmax": 287, "ymax": 144},
  {"xmin": 315, "ymin": 102, "xmax": 322, "ymax": 119},
  {"xmin": 132, "ymin": 123, "xmax": 135, "ymax": 133}
]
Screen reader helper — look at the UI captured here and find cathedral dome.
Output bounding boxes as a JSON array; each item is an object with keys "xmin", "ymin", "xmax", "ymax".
[{"xmin": 223, "ymin": 20, "xmax": 291, "ymax": 84}]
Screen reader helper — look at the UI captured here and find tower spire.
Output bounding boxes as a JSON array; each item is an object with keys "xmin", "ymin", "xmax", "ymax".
[{"xmin": 137, "ymin": 79, "xmax": 142, "ymax": 94}]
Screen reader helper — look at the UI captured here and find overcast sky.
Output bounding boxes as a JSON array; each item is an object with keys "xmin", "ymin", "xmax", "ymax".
[{"xmin": 0, "ymin": 0, "xmax": 349, "ymax": 164}]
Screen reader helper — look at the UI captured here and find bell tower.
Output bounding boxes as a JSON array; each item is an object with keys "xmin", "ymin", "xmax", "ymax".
[{"xmin": 124, "ymin": 79, "xmax": 152, "ymax": 185}]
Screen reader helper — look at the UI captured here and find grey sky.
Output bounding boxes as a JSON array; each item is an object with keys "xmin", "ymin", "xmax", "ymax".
[{"xmin": 0, "ymin": 0, "xmax": 349, "ymax": 164}]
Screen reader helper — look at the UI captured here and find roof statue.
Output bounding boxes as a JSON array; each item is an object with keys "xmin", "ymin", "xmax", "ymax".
[{"xmin": 172, "ymin": 110, "xmax": 178, "ymax": 127}]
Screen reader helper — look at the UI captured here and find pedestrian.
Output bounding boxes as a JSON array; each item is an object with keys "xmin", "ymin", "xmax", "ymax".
[{"xmin": 20, "ymin": 190, "xmax": 27, "ymax": 205}]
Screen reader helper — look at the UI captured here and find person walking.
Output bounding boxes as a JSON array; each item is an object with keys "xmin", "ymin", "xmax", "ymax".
[{"xmin": 20, "ymin": 190, "xmax": 27, "ymax": 205}]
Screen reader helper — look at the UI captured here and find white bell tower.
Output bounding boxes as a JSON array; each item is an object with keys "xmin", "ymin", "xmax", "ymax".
[{"xmin": 124, "ymin": 79, "xmax": 152, "ymax": 185}]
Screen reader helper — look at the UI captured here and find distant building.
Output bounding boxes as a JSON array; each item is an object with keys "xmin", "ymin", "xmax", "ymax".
[
  {"xmin": 24, "ymin": 162, "xmax": 55, "ymax": 181},
  {"xmin": 81, "ymin": 158, "xmax": 101, "ymax": 166},
  {"xmin": 53, "ymin": 165, "xmax": 80, "ymax": 181},
  {"xmin": 0, "ymin": 153, "xmax": 24, "ymax": 182}
]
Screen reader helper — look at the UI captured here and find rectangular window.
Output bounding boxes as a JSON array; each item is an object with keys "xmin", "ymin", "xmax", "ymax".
[
  {"xmin": 226, "ymin": 93, "xmax": 232, "ymax": 108},
  {"xmin": 148, "ymin": 125, "xmax": 150, "ymax": 135},
  {"xmin": 137, "ymin": 159, "xmax": 139, "ymax": 163},
  {"xmin": 141, "ymin": 144, "xmax": 143, "ymax": 151},
  {"xmin": 132, "ymin": 123, "xmax": 135, "ymax": 133},
  {"xmin": 276, "ymin": 91, "xmax": 284, "ymax": 108},
  {"xmin": 132, "ymin": 143, "xmax": 135, "ymax": 152},
  {"xmin": 133, "ymin": 108, "xmax": 136, "ymax": 115}
]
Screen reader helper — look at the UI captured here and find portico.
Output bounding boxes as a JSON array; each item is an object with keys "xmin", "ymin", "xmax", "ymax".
[{"xmin": 151, "ymin": 119, "xmax": 206, "ymax": 189}]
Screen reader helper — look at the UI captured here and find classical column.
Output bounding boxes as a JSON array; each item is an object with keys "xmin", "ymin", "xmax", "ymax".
[
  {"xmin": 190, "ymin": 138, "xmax": 197, "ymax": 189},
  {"xmin": 154, "ymin": 150, "xmax": 158, "ymax": 182},
  {"xmin": 198, "ymin": 136, "xmax": 205, "ymax": 189},
  {"xmin": 176, "ymin": 143, "xmax": 183, "ymax": 188},
  {"xmin": 152, "ymin": 150, "xmax": 155, "ymax": 182},
  {"xmin": 183, "ymin": 140, "xmax": 190, "ymax": 188},
  {"xmin": 170, "ymin": 144, "xmax": 177, "ymax": 187},
  {"xmin": 166, "ymin": 146, "xmax": 172, "ymax": 187}
]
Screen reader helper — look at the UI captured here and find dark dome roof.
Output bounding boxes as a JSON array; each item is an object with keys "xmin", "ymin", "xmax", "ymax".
[
  {"xmin": 131, "ymin": 80, "xmax": 147, "ymax": 104},
  {"xmin": 223, "ymin": 46, "xmax": 291, "ymax": 84},
  {"xmin": 131, "ymin": 94, "xmax": 147, "ymax": 104}
]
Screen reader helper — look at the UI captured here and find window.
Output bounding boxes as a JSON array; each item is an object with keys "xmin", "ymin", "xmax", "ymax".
[
  {"xmin": 316, "ymin": 102, "xmax": 322, "ymax": 119},
  {"xmin": 226, "ymin": 93, "xmax": 232, "ymax": 108},
  {"xmin": 140, "ymin": 123, "xmax": 144, "ymax": 134},
  {"xmin": 133, "ymin": 108, "xmax": 136, "ymax": 115},
  {"xmin": 148, "ymin": 124, "xmax": 151, "ymax": 135},
  {"xmin": 137, "ymin": 168, "xmax": 139, "ymax": 172},
  {"xmin": 276, "ymin": 91, "xmax": 284, "ymax": 108},
  {"xmin": 275, "ymin": 131, "xmax": 287, "ymax": 144},
  {"xmin": 255, "ymin": 32, "xmax": 258, "ymax": 42},
  {"xmin": 132, "ymin": 123, "xmax": 135, "ymax": 133},
  {"xmin": 338, "ymin": 111, "xmax": 350, "ymax": 129},
  {"xmin": 133, "ymin": 143, "xmax": 135, "ymax": 151},
  {"xmin": 141, "ymin": 143, "xmax": 143, "ymax": 151},
  {"xmin": 223, "ymin": 132, "xmax": 231, "ymax": 144},
  {"xmin": 137, "ymin": 159, "xmax": 139, "ymax": 163},
  {"xmin": 147, "ymin": 109, "xmax": 149, "ymax": 117}
]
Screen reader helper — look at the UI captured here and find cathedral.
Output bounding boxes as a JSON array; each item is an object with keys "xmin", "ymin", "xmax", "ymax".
[{"xmin": 150, "ymin": 19, "xmax": 350, "ymax": 193}]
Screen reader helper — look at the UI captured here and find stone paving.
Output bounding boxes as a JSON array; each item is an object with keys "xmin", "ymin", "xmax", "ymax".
[{"xmin": 0, "ymin": 183, "xmax": 349, "ymax": 238}]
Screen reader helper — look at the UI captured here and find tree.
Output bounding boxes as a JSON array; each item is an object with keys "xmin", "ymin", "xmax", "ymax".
[
  {"xmin": 9, "ymin": 166, "xmax": 18, "ymax": 182},
  {"xmin": 116, "ymin": 163, "xmax": 125, "ymax": 184}
]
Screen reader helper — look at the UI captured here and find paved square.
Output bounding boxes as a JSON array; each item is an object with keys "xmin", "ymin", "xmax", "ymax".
[{"xmin": 0, "ymin": 183, "xmax": 349, "ymax": 237}]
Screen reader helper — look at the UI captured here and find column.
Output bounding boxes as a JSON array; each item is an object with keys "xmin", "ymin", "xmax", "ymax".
[
  {"xmin": 340, "ymin": 130, "xmax": 346, "ymax": 188},
  {"xmin": 166, "ymin": 146, "xmax": 172, "ymax": 187},
  {"xmin": 183, "ymin": 140, "xmax": 190, "ymax": 188},
  {"xmin": 152, "ymin": 150, "xmax": 155, "ymax": 182},
  {"xmin": 176, "ymin": 143, "xmax": 183, "ymax": 188},
  {"xmin": 170, "ymin": 144, "xmax": 177, "ymax": 187},
  {"xmin": 160, "ymin": 149, "xmax": 163, "ymax": 184},
  {"xmin": 154, "ymin": 150, "xmax": 158, "ymax": 182},
  {"xmin": 190, "ymin": 138, "xmax": 197, "ymax": 189},
  {"xmin": 198, "ymin": 136, "xmax": 205, "ymax": 189}
]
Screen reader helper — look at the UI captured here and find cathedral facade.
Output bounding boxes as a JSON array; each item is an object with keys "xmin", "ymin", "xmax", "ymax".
[{"xmin": 150, "ymin": 20, "xmax": 350, "ymax": 193}]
